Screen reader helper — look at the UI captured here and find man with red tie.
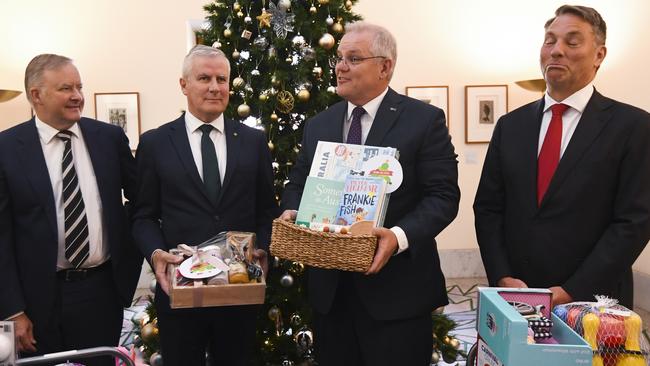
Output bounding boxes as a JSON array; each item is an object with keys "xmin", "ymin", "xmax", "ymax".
[{"xmin": 474, "ymin": 5, "xmax": 650, "ymax": 309}]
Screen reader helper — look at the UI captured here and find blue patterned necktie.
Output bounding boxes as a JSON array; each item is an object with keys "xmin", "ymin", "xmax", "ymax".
[{"xmin": 346, "ymin": 106, "xmax": 366, "ymax": 145}]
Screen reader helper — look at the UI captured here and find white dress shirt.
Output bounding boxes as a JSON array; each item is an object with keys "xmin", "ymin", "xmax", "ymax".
[
  {"xmin": 35, "ymin": 117, "xmax": 108, "ymax": 270},
  {"xmin": 343, "ymin": 88, "xmax": 409, "ymax": 255},
  {"xmin": 185, "ymin": 111, "xmax": 227, "ymax": 184},
  {"xmin": 538, "ymin": 83, "xmax": 595, "ymax": 157}
]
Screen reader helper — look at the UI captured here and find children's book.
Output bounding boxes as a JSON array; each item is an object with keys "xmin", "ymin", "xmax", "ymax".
[
  {"xmin": 309, "ymin": 141, "xmax": 398, "ymax": 181},
  {"xmin": 334, "ymin": 176, "xmax": 387, "ymax": 227},
  {"xmin": 295, "ymin": 176, "xmax": 345, "ymax": 228}
]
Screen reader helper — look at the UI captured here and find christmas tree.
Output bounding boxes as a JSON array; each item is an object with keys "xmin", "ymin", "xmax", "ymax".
[
  {"xmin": 133, "ymin": 1, "xmax": 467, "ymax": 364},
  {"xmin": 198, "ymin": 1, "xmax": 360, "ymax": 364}
]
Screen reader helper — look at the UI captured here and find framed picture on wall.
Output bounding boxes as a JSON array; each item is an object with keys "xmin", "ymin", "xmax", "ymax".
[
  {"xmin": 465, "ymin": 85, "xmax": 508, "ymax": 143},
  {"xmin": 94, "ymin": 92, "xmax": 141, "ymax": 150},
  {"xmin": 405, "ymin": 86, "xmax": 449, "ymax": 127}
]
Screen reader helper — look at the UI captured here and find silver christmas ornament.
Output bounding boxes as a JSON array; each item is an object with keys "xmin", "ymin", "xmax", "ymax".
[
  {"xmin": 211, "ymin": 40, "xmax": 222, "ymax": 48},
  {"xmin": 326, "ymin": 16, "xmax": 334, "ymax": 26},
  {"xmin": 292, "ymin": 35, "xmax": 306, "ymax": 47},
  {"xmin": 300, "ymin": 46, "xmax": 316, "ymax": 61},
  {"xmin": 278, "ymin": 0, "xmax": 291, "ymax": 11},
  {"xmin": 253, "ymin": 36, "xmax": 269, "ymax": 49},
  {"xmin": 280, "ymin": 273, "xmax": 294, "ymax": 287}
]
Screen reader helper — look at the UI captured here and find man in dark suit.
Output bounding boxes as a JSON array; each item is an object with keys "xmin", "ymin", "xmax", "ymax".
[
  {"xmin": 132, "ymin": 45, "xmax": 277, "ymax": 366},
  {"xmin": 474, "ymin": 5, "xmax": 650, "ymax": 309},
  {"xmin": 0, "ymin": 54, "xmax": 141, "ymax": 364},
  {"xmin": 279, "ymin": 22, "xmax": 460, "ymax": 366}
]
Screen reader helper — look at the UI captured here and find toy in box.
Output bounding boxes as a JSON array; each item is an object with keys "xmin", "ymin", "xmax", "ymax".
[
  {"xmin": 167, "ymin": 231, "xmax": 266, "ymax": 308},
  {"xmin": 472, "ymin": 287, "xmax": 592, "ymax": 366},
  {"xmin": 553, "ymin": 296, "xmax": 649, "ymax": 366}
]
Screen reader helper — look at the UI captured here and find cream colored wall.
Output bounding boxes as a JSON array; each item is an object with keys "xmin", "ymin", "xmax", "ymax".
[{"xmin": 1, "ymin": 0, "xmax": 649, "ymax": 274}]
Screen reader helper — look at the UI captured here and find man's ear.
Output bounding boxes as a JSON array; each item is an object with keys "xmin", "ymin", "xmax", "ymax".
[{"xmin": 179, "ymin": 77, "xmax": 188, "ymax": 96}]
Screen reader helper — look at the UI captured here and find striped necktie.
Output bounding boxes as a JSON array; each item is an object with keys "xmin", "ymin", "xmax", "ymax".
[{"xmin": 58, "ymin": 130, "xmax": 90, "ymax": 268}]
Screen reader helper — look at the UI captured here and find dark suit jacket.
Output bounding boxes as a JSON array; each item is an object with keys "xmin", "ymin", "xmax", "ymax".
[
  {"xmin": 0, "ymin": 117, "xmax": 142, "ymax": 325},
  {"xmin": 282, "ymin": 88, "xmax": 460, "ymax": 321},
  {"xmin": 474, "ymin": 90, "xmax": 650, "ymax": 308},
  {"xmin": 131, "ymin": 114, "xmax": 278, "ymax": 311}
]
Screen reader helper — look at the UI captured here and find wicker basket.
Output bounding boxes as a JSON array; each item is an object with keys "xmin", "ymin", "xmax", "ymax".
[{"xmin": 270, "ymin": 219, "xmax": 377, "ymax": 272}]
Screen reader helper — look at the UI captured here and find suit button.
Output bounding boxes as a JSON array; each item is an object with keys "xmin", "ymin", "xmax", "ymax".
[{"xmin": 214, "ymin": 215, "xmax": 220, "ymax": 221}]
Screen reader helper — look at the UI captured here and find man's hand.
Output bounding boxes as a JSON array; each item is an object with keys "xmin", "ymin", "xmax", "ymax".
[
  {"xmin": 152, "ymin": 250, "xmax": 184, "ymax": 295},
  {"xmin": 497, "ymin": 276, "xmax": 528, "ymax": 288},
  {"xmin": 13, "ymin": 313, "xmax": 37, "ymax": 353},
  {"xmin": 365, "ymin": 227, "xmax": 398, "ymax": 275},
  {"xmin": 550, "ymin": 286, "xmax": 573, "ymax": 308},
  {"xmin": 279, "ymin": 210, "xmax": 297, "ymax": 221},
  {"xmin": 252, "ymin": 249, "xmax": 269, "ymax": 279}
]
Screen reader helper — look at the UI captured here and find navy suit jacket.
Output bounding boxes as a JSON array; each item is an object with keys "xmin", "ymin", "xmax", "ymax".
[
  {"xmin": 474, "ymin": 90, "xmax": 650, "ymax": 308},
  {"xmin": 131, "ymin": 115, "xmax": 278, "ymax": 311},
  {"xmin": 0, "ymin": 117, "xmax": 141, "ymax": 325},
  {"xmin": 282, "ymin": 88, "xmax": 460, "ymax": 320}
]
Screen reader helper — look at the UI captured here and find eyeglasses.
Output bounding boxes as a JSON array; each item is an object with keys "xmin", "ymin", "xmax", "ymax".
[{"xmin": 329, "ymin": 55, "xmax": 387, "ymax": 68}]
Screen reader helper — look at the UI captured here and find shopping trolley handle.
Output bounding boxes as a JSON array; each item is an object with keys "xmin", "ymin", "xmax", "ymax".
[{"xmin": 16, "ymin": 346, "xmax": 135, "ymax": 366}]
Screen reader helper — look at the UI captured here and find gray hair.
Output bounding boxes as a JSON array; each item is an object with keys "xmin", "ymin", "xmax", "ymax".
[
  {"xmin": 345, "ymin": 22, "xmax": 397, "ymax": 80},
  {"xmin": 545, "ymin": 5, "xmax": 607, "ymax": 45},
  {"xmin": 182, "ymin": 44, "xmax": 230, "ymax": 79},
  {"xmin": 24, "ymin": 54, "xmax": 73, "ymax": 103}
]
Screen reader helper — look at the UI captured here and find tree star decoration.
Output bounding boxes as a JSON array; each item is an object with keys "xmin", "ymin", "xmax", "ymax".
[
  {"xmin": 268, "ymin": 2, "xmax": 295, "ymax": 39},
  {"xmin": 257, "ymin": 7, "xmax": 272, "ymax": 28}
]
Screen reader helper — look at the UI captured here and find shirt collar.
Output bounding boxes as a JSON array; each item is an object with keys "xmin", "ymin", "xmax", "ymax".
[
  {"xmin": 35, "ymin": 115, "xmax": 81, "ymax": 145},
  {"xmin": 185, "ymin": 111, "xmax": 225, "ymax": 134},
  {"xmin": 346, "ymin": 87, "xmax": 390, "ymax": 121},
  {"xmin": 543, "ymin": 82, "xmax": 594, "ymax": 113}
]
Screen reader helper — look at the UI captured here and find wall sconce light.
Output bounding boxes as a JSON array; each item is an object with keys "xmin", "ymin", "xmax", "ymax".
[
  {"xmin": 515, "ymin": 79, "xmax": 546, "ymax": 94},
  {"xmin": 0, "ymin": 89, "xmax": 22, "ymax": 103}
]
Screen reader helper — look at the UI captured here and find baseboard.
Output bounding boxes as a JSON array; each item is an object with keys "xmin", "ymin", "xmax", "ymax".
[
  {"xmin": 439, "ymin": 248, "xmax": 487, "ymax": 279},
  {"xmin": 634, "ymin": 270, "xmax": 650, "ymax": 311}
]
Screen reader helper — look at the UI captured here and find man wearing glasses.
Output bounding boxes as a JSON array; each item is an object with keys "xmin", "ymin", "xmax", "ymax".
[{"xmin": 280, "ymin": 22, "xmax": 460, "ymax": 366}]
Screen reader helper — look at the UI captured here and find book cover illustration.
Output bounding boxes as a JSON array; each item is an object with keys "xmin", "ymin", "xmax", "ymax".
[
  {"xmin": 309, "ymin": 141, "xmax": 398, "ymax": 181},
  {"xmin": 296, "ymin": 176, "xmax": 345, "ymax": 228},
  {"xmin": 334, "ymin": 176, "xmax": 387, "ymax": 227}
]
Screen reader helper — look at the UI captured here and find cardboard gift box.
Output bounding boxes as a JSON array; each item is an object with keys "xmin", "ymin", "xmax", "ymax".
[
  {"xmin": 475, "ymin": 287, "xmax": 592, "ymax": 366},
  {"xmin": 167, "ymin": 232, "xmax": 266, "ymax": 309}
]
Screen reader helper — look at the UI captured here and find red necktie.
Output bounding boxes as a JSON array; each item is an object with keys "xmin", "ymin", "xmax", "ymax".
[{"xmin": 537, "ymin": 103, "xmax": 569, "ymax": 206}]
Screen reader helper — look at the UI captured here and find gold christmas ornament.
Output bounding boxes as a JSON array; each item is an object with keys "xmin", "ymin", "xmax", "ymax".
[
  {"xmin": 270, "ymin": 112, "xmax": 279, "ymax": 122},
  {"xmin": 140, "ymin": 323, "xmax": 158, "ymax": 342},
  {"xmin": 309, "ymin": 5, "xmax": 317, "ymax": 14},
  {"xmin": 318, "ymin": 33, "xmax": 336, "ymax": 50},
  {"xmin": 317, "ymin": 0, "xmax": 329, "ymax": 4},
  {"xmin": 232, "ymin": 49, "xmax": 241, "ymax": 60},
  {"xmin": 276, "ymin": 90, "xmax": 295, "ymax": 113},
  {"xmin": 449, "ymin": 338, "xmax": 460, "ymax": 349},
  {"xmin": 232, "ymin": 76, "xmax": 246, "ymax": 89},
  {"xmin": 332, "ymin": 21, "xmax": 344, "ymax": 34},
  {"xmin": 212, "ymin": 40, "xmax": 222, "ymax": 48},
  {"xmin": 237, "ymin": 103, "xmax": 251, "ymax": 118},
  {"xmin": 345, "ymin": 0, "xmax": 353, "ymax": 10},
  {"xmin": 297, "ymin": 89, "xmax": 310, "ymax": 102},
  {"xmin": 268, "ymin": 141, "xmax": 275, "ymax": 151},
  {"xmin": 259, "ymin": 93, "xmax": 268, "ymax": 102},
  {"xmin": 285, "ymin": 56, "xmax": 293, "ymax": 63},
  {"xmin": 229, "ymin": 90, "xmax": 235, "ymax": 95},
  {"xmin": 271, "ymin": 75, "xmax": 281, "ymax": 87},
  {"xmin": 257, "ymin": 8, "xmax": 272, "ymax": 28},
  {"xmin": 233, "ymin": 1, "xmax": 241, "ymax": 11},
  {"xmin": 223, "ymin": 28, "xmax": 232, "ymax": 38}
]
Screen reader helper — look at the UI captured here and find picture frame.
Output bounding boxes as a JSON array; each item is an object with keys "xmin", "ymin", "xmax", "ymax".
[
  {"xmin": 94, "ymin": 92, "xmax": 141, "ymax": 150},
  {"xmin": 405, "ymin": 86, "xmax": 450, "ymax": 127},
  {"xmin": 465, "ymin": 85, "xmax": 508, "ymax": 143}
]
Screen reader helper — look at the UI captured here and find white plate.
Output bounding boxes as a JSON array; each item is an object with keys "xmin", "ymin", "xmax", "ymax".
[{"xmin": 178, "ymin": 256, "xmax": 225, "ymax": 279}]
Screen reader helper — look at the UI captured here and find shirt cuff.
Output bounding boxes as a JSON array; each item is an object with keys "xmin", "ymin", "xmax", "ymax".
[
  {"xmin": 5, "ymin": 311, "xmax": 24, "ymax": 321},
  {"xmin": 390, "ymin": 226, "xmax": 409, "ymax": 255}
]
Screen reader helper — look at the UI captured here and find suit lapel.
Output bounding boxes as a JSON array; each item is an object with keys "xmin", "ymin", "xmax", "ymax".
[
  {"xmin": 523, "ymin": 99, "xmax": 546, "ymax": 213},
  {"xmin": 167, "ymin": 116, "xmax": 214, "ymax": 204},
  {"xmin": 539, "ymin": 91, "xmax": 612, "ymax": 207},
  {"xmin": 324, "ymin": 102, "xmax": 347, "ymax": 143},
  {"xmin": 365, "ymin": 88, "xmax": 401, "ymax": 146},
  {"xmin": 16, "ymin": 119, "xmax": 58, "ymax": 235},
  {"xmin": 78, "ymin": 119, "xmax": 109, "ymax": 206},
  {"xmin": 220, "ymin": 119, "xmax": 240, "ymax": 203}
]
